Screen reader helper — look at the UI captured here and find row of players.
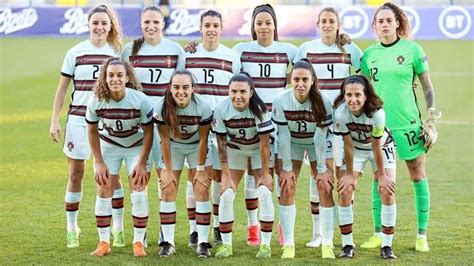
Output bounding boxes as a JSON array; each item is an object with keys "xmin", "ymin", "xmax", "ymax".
[{"xmin": 49, "ymin": 2, "xmax": 441, "ymax": 260}]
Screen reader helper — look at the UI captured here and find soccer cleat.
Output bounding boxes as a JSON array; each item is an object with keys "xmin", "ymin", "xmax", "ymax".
[
  {"xmin": 247, "ymin": 225, "xmax": 260, "ymax": 246},
  {"xmin": 281, "ymin": 245, "xmax": 295, "ymax": 259},
  {"xmin": 112, "ymin": 230, "xmax": 125, "ymax": 248},
  {"xmin": 133, "ymin": 241, "xmax": 147, "ymax": 257},
  {"xmin": 360, "ymin": 234, "xmax": 382, "ymax": 249},
  {"xmin": 305, "ymin": 234, "xmax": 322, "ymax": 248},
  {"xmin": 256, "ymin": 244, "xmax": 272, "ymax": 259},
  {"xmin": 215, "ymin": 244, "xmax": 233, "ymax": 257},
  {"xmin": 381, "ymin": 246, "xmax": 397, "ymax": 259},
  {"xmin": 415, "ymin": 236, "xmax": 430, "ymax": 252},
  {"xmin": 278, "ymin": 223, "xmax": 284, "ymax": 246},
  {"xmin": 188, "ymin": 231, "xmax": 198, "ymax": 248},
  {"xmin": 196, "ymin": 242, "xmax": 212, "ymax": 258},
  {"xmin": 213, "ymin": 227, "xmax": 223, "ymax": 245},
  {"xmin": 90, "ymin": 241, "xmax": 111, "ymax": 256},
  {"xmin": 321, "ymin": 245, "xmax": 335, "ymax": 259},
  {"xmin": 158, "ymin": 242, "xmax": 176, "ymax": 257},
  {"xmin": 66, "ymin": 228, "xmax": 81, "ymax": 248},
  {"xmin": 338, "ymin": 245, "xmax": 355, "ymax": 258}
]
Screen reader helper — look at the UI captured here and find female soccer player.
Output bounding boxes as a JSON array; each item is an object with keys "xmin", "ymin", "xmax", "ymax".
[
  {"xmin": 184, "ymin": 9, "xmax": 241, "ymax": 245},
  {"xmin": 153, "ymin": 70, "xmax": 213, "ymax": 258},
  {"xmin": 86, "ymin": 58, "xmax": 153, "ymax": 257},
  {"xmin": 232, "ymin": 4, "xmax": 297, "ymax": 245},
  {"xmin": 213, "ymin": 73, "xmax": 275, "ymax": 258},
  {"xmin": 294, "ymin": 7, "xmax": 363, "ymax": 248},
  {"xmin": 360, "ymin": 2, "xmax": 441, "ymax": 252},
  {"xmin": 333, "ymin": 75, "xmax": 397, "ymax": 259},
  {"xmin": 272, "ymin": 59, "xmax": 333, "ymax": 259},
  {"xmin": 49, "ymin": 5, "xmax": 125, "ymax": 248}
]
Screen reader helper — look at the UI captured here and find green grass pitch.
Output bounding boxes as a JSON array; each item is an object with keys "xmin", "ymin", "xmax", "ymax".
[{"xmin": 0, "ymin": 38, "xmax": 472, "ymax": 264}]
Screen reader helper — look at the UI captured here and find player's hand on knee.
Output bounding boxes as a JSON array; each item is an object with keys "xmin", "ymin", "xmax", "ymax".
[
  {"xmin": 159, "ymin": 169, "xmax": 177, "ymax": 190},
  {"xmin": 95, "ymin": 162, "xmax": 110, "ymax": 186},
  {"xmin": 132, "ymin": 164, "xmax": 148, "ymax": 187},
  {"xmin": 420, "ymin": 108, "xmax": 441, "ymax": 150},
  {"xmin": 219, "ymin": 172, "xmax": 235, "ymax": 194},
  {"xmin": 317, "ymin": 170, "xmax": 334, "ymax": 193},
  {"xmin": 194, "ymin": 169, "xmax": 211, "ymax": 190},
  {"xmin": 258, "ymin": 172, "xmax": 273, "ymax": 191},
  {"xmin": 377, "ymin": 175, "xmax": 396, "ymax": 196},
  {"xmin": 279, "ymin": 170, "xmax": 296, "ymax": 192},
  {"xmin": 337, "ymin": 173, "xmax": 355, "ymax": 194}
]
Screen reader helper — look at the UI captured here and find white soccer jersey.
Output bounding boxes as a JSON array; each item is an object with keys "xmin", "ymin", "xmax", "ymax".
[
  {"xmin": 184, "ymin": 44, "xmax": 241, "ymax": 110},
  {"xmin": 333, "ymin": 103, "xmax": 390, "ymax": 150},
  {"xmin": 121, "ymin": 38, "xmax": 185, "ymax": 101},
  {"xmin": 272, "ymin": 89, "xmax": 333, "ymax": 145},
  {"xmin": 86, "ymin": 88, "xmax": 154, "ymax": 148},
  {"xmin": 294, "ymin": 39, "xmax": 363, "ymax": 102},
  {"xmin": 212, "ymin": 98, "xmax": 274, "ymax": 150},
  {"xmin": 233, "ymin": 41, "xmax": 297, "ymax": 110},
  {"xmin": 153, "ymin": 94, "xmax": 213, "ymax": 145},
  {"xmin": 61, "ymin": 40, "xmax": 118, "ymax": 125}
]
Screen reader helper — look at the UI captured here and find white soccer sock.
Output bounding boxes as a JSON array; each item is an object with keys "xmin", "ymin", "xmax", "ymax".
[
  {"xmin": 309, "ymin": 177, "xmax": 321, "ymax": 236},
  {"xmin": 382, "ymin": 204, "xmax": 397, "ymax": 247},
  {"xmin": 160, "ymin": 201, "xmax": 176, "ymax": 245},
  {"xmin": 279, "ymin": 204, "xmax": 296, "ymax": 246},
  {"xmin": 186, "ymin": 181, "xmax": 197, "ymax": 234},
  {"xmin": 196, "ymin": 200, "xmax": 211, "ymax": 244},
  {"xmin": 95, "ymin": 196, "xmax": 112, "ymax": 243},
  {"xmin": 245, "ymin": 174, "xmax": 259, "ymax": 226},
  {"xmin": 258, "ymin": 186, "xmax": 274, "ymax": 245},
  {"xmin": 132, "ymin": 191, "xmax": 148, "ymax": 243},
  {"xmin": 112, "ymin": 188, "xmax": 124, "ymax": 232},
  {"xmin": 338, "ymin": 205, "xmax": 354, "ymax": 247},
  {"xmin": 211, "ymin": 180, "xmax": 221, "ymax": 228},
  {"xmin": 65, "ymin": 191, "xmax": 82, "ymax": 232},
  {"xmin": 320, "ymin": 206, "xmax": 335, "ymax": 246},
  {"xmin": 219, "ymin": 188, "xmax": 235, "ymax": 245}
]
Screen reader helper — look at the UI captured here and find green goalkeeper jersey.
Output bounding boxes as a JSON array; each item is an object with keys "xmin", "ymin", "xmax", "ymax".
[{"xmin": 361, "ymin": 38, "xmax": 429, "ymax": 130}]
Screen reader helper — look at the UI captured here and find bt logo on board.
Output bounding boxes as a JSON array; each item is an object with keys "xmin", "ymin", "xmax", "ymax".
[
  {"xmin": 339, "ymin": 6, "xmax": 369, "ymax": 39},
  {"xmin": 438, "ymin": 6, "xmax": 472, "ymax": 39}
]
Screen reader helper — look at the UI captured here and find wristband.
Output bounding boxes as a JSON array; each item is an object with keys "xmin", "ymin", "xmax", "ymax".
[{"xmin": 196, "ymin": 165, "xmax": 205, "ymax": 171}]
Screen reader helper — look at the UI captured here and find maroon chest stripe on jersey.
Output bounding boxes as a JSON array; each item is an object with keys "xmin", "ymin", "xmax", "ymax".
[
  {"xmin": 141, "ymin": 83, "xmax": 168, "ymax": 97},
  {"xmin": 253, "ymin": 77, "xmax": 286, "ymax": 88},
  {"xmin": 185, "ymin": 57, "xmax": 233, "ymax": 72},
  {"xmin": 241, "ymin": 52, "xmax": 289, "ymax": 64},
  {"xmin": 306, "ymin": 53, "xmax": 351, "ymax": 64},
  {"xmin": 74, "ymin": 80, "xmax": 96, "ymax": 91},
  {"xmin": 230, "ymin": 135, "xmax": 260, "ymax": 145},
  {"xmin": 103, "ymin": 125, "xmax": 140, "ymax": 138},
  {"xmin": 194, "ymin": 84, "xmax": 228, "ymax": 96},
  {"xmin": 318, "ymin": 78, "xmax": 345, "ymax": 90},
  {"xmin": 284, "ymin": 110, "xmax": 316, "ymax": 122},
  {"xmin": 129, "ymin": 55, "xmax": 178, "ymax": 68},
  {"xmin": 69, "ymin": 105, "xmax": 87, "ymax": 116},
  {"xmin": 347, "ymin": 122, "xmax": 373, "ymax": 133},
  {"xmin": 96, "ymin": 109, "xmax": 141, "ymax": 120},
  {"xmin": 224, "ymin": 118, "xmax": 256, "ymax": 128},
  {"xmin": 290, "ymin": 131, "xmax": 315, "ymax": 139},
  {"xmin": 178, "ymin": 115, "xmax": 201, "ymax": 126},
  {"xmin": 75, "ymin": 54, "xmax": 114, "ymax": 66}
]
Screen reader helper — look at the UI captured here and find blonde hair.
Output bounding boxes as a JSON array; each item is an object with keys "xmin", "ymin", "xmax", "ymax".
[
  {"xmin": 88, "ymin": 4, "xmax": 123, "ymax": 53},
  {"xmin": 94, "ymin": 58, "xmax": 142, "ymax": 102},
  {"xmin": 372, "ymin": 2, "xmax": 411, "ymax": 39}
]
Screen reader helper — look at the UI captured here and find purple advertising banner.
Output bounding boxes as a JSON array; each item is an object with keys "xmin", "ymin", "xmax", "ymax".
[{"xmin": 0, "ymin": 6, "xmax": 473, "ymax": 39}]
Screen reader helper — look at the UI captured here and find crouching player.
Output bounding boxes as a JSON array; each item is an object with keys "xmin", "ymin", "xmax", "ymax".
[
  {"xmin": 86, "ymin": 58, "xmax": 153, "ymax": 257},
  {"xmin": 333, "ymin": 75, "xmax": 397, "ymax": 259}
]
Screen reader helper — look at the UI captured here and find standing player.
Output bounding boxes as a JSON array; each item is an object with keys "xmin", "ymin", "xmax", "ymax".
[
  {"xmin": 213, "ymin": 73, "xmax": 275, "ymax": 258},
  {"xmin": 293, "ymin": 7, "xmax": 363, "ymax": 248},
  {"xmin": 232, "ymin": 4, "xmax": 297, "ymax": 246},
  {"xmin": 360, "ymin": 2, "xmax": 440, "ymax": 252},
  {"xmin": 153, "ymin": 70, "xmax": 214, "ymax": 258},
  {"xmin": 120, "ymin": 4, "xmax": 190, "ymax": 246},
  {"xmin": 49, "ymin": 5, "xmax": 125, "ymax": 248},
  {"xmin": 184, "ymin": 10, "xmax": 241, "ymax": 245},
  {"xmin": 86, "ymin": 58, "xmax": 153, "ymax": 257},
  {"xmin": 272, "ymin": 59, "xmax": 333, "ymax": 259},
  {"xmin": 333, "ymin": 75, "xmax": 397, "ymax": 259}
]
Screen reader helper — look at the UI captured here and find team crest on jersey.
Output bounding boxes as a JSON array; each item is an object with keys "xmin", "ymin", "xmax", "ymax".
[
  {"xmin": 397, "ymin": 55, "xmax": 405, "ymax": 65},
  {"xmin": 335, "ymin": 122, "xmax": 341, "ymax": 130},
  {"xmin": 67, "ymin": 141, "xmax": 74, "ymax": 152}
]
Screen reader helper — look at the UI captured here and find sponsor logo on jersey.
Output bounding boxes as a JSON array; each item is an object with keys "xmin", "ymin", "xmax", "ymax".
[
  {"xmin": 0, "ymin": 8, "xmax": 38, "ymax": 34},
  {"xmin": 397, "ymin": 55, "xmax": 405, "ymax": 65}
]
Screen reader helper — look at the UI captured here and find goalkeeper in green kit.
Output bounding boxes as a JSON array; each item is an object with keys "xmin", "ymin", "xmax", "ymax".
[{"xmin": 360, "ymin": 2, "xmax": 441, "ymax": 254}]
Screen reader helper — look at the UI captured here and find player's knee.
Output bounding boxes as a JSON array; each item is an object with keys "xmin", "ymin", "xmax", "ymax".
[{"xmin": 161, "ymin": 185, "xmax": 177, "ymax": 200}]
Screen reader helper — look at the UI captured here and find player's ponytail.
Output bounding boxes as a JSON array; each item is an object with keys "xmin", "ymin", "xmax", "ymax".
[
  {"xmin": 229, "ymin": 72, "xmax": 267, "ymax": 121},
  {"xmin": 132, "ymin": 5, "xmax": 165, "ymax": 57}
]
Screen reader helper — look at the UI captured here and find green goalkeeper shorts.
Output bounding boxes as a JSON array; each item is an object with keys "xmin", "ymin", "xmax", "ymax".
[{"xmin": 391, "ymin": 126, "xmax": 426, "ymax": 161}]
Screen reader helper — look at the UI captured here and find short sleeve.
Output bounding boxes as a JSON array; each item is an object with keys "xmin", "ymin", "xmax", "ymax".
[
  {"xmin": 141, "ymin": 97, "xmax": 154, "ymax": 125},
  {"xmin": 413, "ymin": 43, "xmax": 429, "ymax": 75},
  {"xmin": 286, "ymin": 43, "xmax": 298, "ymax": 63},
  {"xmin": 321, "ymin": 95, "xmax": 333, "ymax": 127},
  {"xmin": 348, "ymin": 42, "xmax": 363, "ymax": 71},
  {"xmin": 153, "ymin": 98, "xmax": 165, "ymax": 124},
  {"xmin": 293, "ymin": 43, "xmax": 308, "ymax": 64},
  {"xmin": 256, "ymin": 112, "xmax": 274, "ymax": 135},
  {"xmin": 333, "ymin": 105, "xmax": 349, "ymax": 135},
  {"xmin": 212, "ymin": 103, "xmax": 227, "ymax": 135},
  {"xmin": 360, "ymin": 51, "xmax": 370, "ymax": 77},
  {"xmin": 232, "ymin": 54, "xmax": 242, "ymax": 74},
  {"xmin": 175, "ymin": 45, "xmax": 186, "ymax": 71},
  {"xmin": 371, "ymin": 109, "xmax": 386, "ymax": 138},
  {"xmin": 200, "ymin": 99, "xmax": 213, "ymax": 125},
  {"xmin": 60, "ymin": 49, "xmax": 75, "ymax": 78},
  {"xmin": 85, "ymin": 96, "xmax": 99, "ymax": 124},
  {"xmin": 271, "ymin": 95, "xmax": 287, "ymax": 125},
  {"xmin": 121, "ymin": 42, "xmax": 132, "ymax": 61}
]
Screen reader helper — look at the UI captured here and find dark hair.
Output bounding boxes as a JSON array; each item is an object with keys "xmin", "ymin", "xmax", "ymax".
[
  {"xmin": 131, "ymin": 5, "xmax": 164, "ymax": 57},
  {"xmin": 228, "ymin": 72, "xmax": 267, "ymax": 121},
  {"xmin": 251, "ymin": 4, "xmax": 279, "ymax": 41},
  {"xmin": 200, "ymin": 9, "xmax": 223, "ymax": 26},
  {"xmin": 333, "ymin": 75, "xmax": 383, "ymax": 117},
  {"xmin": 162, "ymin": 70, "xmax": 196, "ymax": 139},
  {"xmin": 372, "ymin": 2, "xmax": 411, "ymax": 39},
  {"xmin": 94, "ymin": 58, "xmax": 141, "ymax": 102},
  {"xmin": 292, "ymin": 59, "xmax": 327, "ymax": 127},
  {"xmin": 87, "ymin": 4, "xmax": 123, "ymax": 53},
  {"xmin": 317, "ymin": 7, "xmax": 346, "ymax": 56}
]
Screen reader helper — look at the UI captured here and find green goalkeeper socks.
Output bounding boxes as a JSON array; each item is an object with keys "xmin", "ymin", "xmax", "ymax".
[
  {"xmin": 372, "ymin": 179, "xmax": 382, "ymax": 232},
  {"xmin": 413, "ymin": 178, "xmax": 430, "ymax": 234}
]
